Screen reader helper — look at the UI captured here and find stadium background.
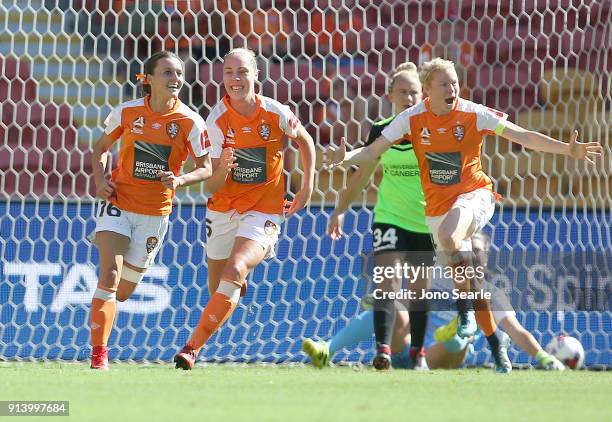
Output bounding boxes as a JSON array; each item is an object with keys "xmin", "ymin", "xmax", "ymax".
[{"xmin": 0, "ymin": 0, "xmax": 610, "ymax": 368}]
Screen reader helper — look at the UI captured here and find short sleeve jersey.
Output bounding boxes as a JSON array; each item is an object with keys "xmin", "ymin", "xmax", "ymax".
[
  {"xmin": 381, "ymin": 98, "xmax": 507, "ymax": 217},
  {"xmin": 206, "ymin": 95, "xmax": 300, "ymax": 214},
  {"xmin": 103, "ymin": 96, "xmax": 211, "ymax": 216}
]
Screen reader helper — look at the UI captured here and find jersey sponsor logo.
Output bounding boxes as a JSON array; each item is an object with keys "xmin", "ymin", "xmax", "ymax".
[
  {"xmin": 384, "ymin": 164, "xmax": 420, "ymax": 177},
  {"xmin": 258, "ymin": 123, "xmax": 271, "ymax": 140},
  {"xmin": 132, "ymin": 116, "xmax": 145, "ymax": 134},
  {"xmin": 133, "ymin": 141, "xmax": 171, "ymax": 180},
  {"xmin": 425, "ymin": 152, "xmax": 462, "ymax": 185},
  {"xmin": 264, "ymin": 220, "xmax": 277, "ymax": 236},
  {"xmin": 146, "ymin": 236, "xmax": 159, "ymax": 253},
  {"xmin": 420, "ymin": 127, "xmax": 431, "ymax": 145},
  {"xmin": 166, "ymin": 122, "xmax": 179, "ymax": 139},
  {"xmin": 232, "ymin": 147, "xmax": 266, "ymax": 184},
  {"xmin": 453, "ymin": 125, "xmax": 465, "ymax": 141}
]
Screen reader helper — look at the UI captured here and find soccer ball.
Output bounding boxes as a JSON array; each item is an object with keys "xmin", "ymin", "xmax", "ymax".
[{"xmin": 545, "ymin": 335, "xmax": 585, "ymax": 369}]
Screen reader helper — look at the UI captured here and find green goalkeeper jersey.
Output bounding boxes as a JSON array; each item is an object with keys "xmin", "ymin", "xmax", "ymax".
[{"xmin": 366, "ymin": 116, "xmax": 428, "ymax": 233}]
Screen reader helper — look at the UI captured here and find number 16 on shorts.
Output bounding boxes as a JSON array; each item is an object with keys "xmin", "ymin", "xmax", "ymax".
[{"xmin": 97, "ymin": 200, "xmax": 122, "ymax": 218}]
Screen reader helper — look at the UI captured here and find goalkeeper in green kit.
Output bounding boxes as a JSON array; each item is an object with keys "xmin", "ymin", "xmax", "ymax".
[{"xmin": 303, "ymin": 62, "xmax": 433, "ymax": 370}]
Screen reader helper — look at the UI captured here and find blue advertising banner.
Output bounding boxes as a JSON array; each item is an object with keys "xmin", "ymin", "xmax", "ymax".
[{"xmin": 1, "ymin": 202, "xmax": 610, "ymax": 367}]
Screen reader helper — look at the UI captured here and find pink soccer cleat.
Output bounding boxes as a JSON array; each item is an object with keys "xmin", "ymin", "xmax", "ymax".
[
  {"xmin": 90, "ymin": 345, "xmax": 109, "ymax": 371},
  {"xmin": 174, "ymin": 345, "xmax": 197, "ymax": 370}
]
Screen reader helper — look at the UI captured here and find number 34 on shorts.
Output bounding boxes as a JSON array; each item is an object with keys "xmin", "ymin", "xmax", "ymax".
[{"xmin": 372, "ymin": 225, "xmax": 399, "ymax": 252}]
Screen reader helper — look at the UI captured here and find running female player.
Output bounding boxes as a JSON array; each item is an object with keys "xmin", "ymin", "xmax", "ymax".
[
  {"xmin": 174, "ymin": 48, "xmax": 316, "ymax": 369},
  {"xmin": 89, "ymin": 51, "xmax": 216, "ymax": 370},
  {"xmin": 323, "ymin": 58, "xmax": 601, "ymax": 372}
]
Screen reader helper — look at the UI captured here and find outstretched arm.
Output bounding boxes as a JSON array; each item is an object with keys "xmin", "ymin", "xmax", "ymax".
[
  {"xmin": 324, "ymin": 136, "xmax": 393, "ymax": 168},
  {"xmin": 501, "ymin": 122, "xmax": 602, "ymax": 165},
  {"xmin": 328, "ymin": 159, "xmax": 379, "ymax": 240}
]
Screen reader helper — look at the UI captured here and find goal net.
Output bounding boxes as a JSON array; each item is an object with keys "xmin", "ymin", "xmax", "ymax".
[{"xmin": 1, "ymin": 0, "xmax": 610, "ymax": 367}]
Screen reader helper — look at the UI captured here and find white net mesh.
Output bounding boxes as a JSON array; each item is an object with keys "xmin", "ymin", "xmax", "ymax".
[{"xmin": 0, "ymin": 0, "xmax": 610, "ymax": 367}]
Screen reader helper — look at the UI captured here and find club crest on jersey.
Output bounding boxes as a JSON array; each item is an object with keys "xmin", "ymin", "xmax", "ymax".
[
  {"xmin": 453, "ymin": 125, "xmax": 465, "ymax": 141},
  {"xmin": 146, "ymin": 236, "xmax": 158, "ymax": 253},
  {"xmin": 258, "ymin": 123, "xmax": 271, "ymax": 140},
  {"xmin": 264, "ymin": 220, "xmax": 277, "ymax": 236},
  {"xmin": 166, "ymin": 122, "xmax": 179, "ymax": 139}
]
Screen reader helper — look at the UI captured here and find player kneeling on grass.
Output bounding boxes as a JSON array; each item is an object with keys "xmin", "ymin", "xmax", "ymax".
[
  {"xmin": 302, "ymin": 302, "xmax": 414, "ymax": 370},
  {"xmin": 89, "ymin": 51, "xmax": 224, "ymax": 370},
  {"xmin": 174, "ymin": 48, "xmax": 316, "ymax": 370},
  {"xmin": 427, "ymin": 232, "xmax": 565, "ymax": 371}
]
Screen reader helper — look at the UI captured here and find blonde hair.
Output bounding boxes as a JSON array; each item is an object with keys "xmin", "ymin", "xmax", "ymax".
[
  {"xmin": 388, "ymin": 62, "xmax": 418, "ymax": 93},
  {"xmin": 418, "ymin": 58, "xmax": 455, "ymax": 86},
  {"xmin": 223, "ymin": 47, "xmax": 258, "ymax": 72}
]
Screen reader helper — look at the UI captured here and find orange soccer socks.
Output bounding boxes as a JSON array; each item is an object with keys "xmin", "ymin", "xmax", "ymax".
[
  {"xmin": 187, "ymin": 284, "xmax": 239, "ymax": 352},
  {"xmin": 90, "ymin": 287, "xmax": 117, "ymax": 347},
  {"xmin": 474, "ymin": 299, "xmax": 497, "ymax": 337}
]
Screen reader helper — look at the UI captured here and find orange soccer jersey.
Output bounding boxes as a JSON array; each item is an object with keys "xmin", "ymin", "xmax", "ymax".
[
  {"xmin": 381, "ymin": 98, "xmax": 508, "ymax": 217},
  {"xmin": 206, "ymin": 95, "xmax": 300, "ymax": 214},
  {"xmin": 104, "ymin": 96, "xmax": 211, "ymax": 216}
]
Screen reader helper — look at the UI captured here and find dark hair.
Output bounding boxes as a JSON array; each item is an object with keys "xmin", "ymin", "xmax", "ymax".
[{"xmin": 139, "ymin": 51, "xmax": 183, "ymax": 96}]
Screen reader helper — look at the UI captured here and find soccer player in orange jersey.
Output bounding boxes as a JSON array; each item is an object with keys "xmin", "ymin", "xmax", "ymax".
[
  {"xmin": 324, "ymin": 58, "xmax": 601, "ymax": 372},
  {"xmin": 174, "ymin": 48, "xmax": 316, "ymax": 370},
  {"xmin": 88, "ymin": 51, "xmax": 221, "ymax": 370}
]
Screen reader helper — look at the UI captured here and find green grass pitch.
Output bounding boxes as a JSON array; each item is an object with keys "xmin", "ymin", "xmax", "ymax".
[{"xmin": 1, "ymin": 362, "xmax": 611, "ymax": 421}]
